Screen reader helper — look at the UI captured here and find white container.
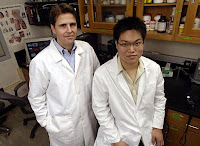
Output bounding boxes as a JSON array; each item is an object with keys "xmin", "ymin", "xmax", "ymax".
[
  {"xmin": 114, "ymin": 0, "xmax": 120, "ymax": 4},
  {"xmin": 143, "ymin": 14, "xmax": 151, "ymax": 24},
  {"xmin": 103, "ymin": 0, "xmax": 110, "ymax": 4},
  {"xmin": 108, "ymin": 16, "xmax": 115, "ymax": 23},
  {"xmin": 150, "ymin": 20, "xmax": 156, "ymax": 31},
  {"xmin": 120, "ymin": 0, "xmax": 126, "ymax": 4},
  {"xmin": 153, "ymin": 0, "xmax": 163, "ymax": 3},
  {"xmin": 167, "ymin": 0, "xmax": 176, "ymax": 3},
  {"xmin": 116, "ymin": 15, "xmax": 125, "ymax": 22},
  {"xmin": 194, "ymin": 17, "xmax": 200, "ymax": 28},
  {"xmin": 154, "ymin": 14, "xmax": 161, "ymax": 30}
]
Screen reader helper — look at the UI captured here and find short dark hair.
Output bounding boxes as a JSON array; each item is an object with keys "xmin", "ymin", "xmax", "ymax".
[
  {"xmin": 113, "ymin": 17, "xmax": 146, "ymax": 42},
  {"xmin": 49, "ymin": 3, "xmax": 77, "ymax": 26}
]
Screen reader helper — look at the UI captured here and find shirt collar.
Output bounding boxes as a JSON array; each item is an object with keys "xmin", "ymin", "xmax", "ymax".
[
  {"xmin": 53, "ymin": 38, "xmax": 77, "ymax": 55},
  {"xmin": 117, "ymin": 55, "xmax": 145, "ymax": 74}
]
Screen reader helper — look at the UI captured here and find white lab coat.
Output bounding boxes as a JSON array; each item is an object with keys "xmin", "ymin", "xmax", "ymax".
[
  {"xmin": 92, "ymin": 55, "xmax": 166, "ymax": 146},
  {"xmin": 28, "ymin": 40, "xmax": 100, "ymax": 146}
]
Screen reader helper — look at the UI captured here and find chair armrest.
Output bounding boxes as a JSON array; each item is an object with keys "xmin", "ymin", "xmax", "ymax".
[{"xmin": 14, "ymin": 81, "xmax": 27, "ymax": 97}]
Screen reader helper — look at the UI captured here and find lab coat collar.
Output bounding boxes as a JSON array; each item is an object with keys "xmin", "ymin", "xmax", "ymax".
[
  {"xmin": 106, "ymin": 54, "xmax": 150, "ymax": 110},
  {"xmin": 48, "ymin": 39, "xmax": 84, "ymax": 75}
]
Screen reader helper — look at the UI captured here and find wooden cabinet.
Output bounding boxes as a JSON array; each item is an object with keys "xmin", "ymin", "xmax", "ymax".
[
  {"xmin": 78, "ymin": 0, "xmax": 136, "ymax": 34},
  {"xmin": 78, "ymin": 0, "xmax": 200, "ymax": 44},
  {"xmin": 164, "ymin": 109, "xmax": 200, "ymax": 146}
]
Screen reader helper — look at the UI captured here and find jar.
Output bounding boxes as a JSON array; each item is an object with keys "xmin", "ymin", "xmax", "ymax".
[
  {"xmin": 167, "ymin": 0, "xmax": 176, "ymax": 3},
  {"xmin": 143, "ymin": 14, "xmax": 151, "ymax": 24},
  {"xmin": 178, "ymin": 24, "xmax": 184, "ymax": 34},
  {"xmin": 181, "ymin": 16, "xmax": 186, "ymax": 23},
  {"xmin": 120, "ymin": 0, "xmax": 126, "ymax": 4},
  {"xmin": 194, "ymin": 17, "xmax": 200, "ymax": 28},
  {"xmin": 116, "ymin": 15, "xmax": 125, "ymax": 22},
  {"xmin": 114, "ymin": 0, "xmax": 120, "ymax": 4},
  {"xmin": 150, "ymin": 20, "xmax": 156, "ymax": 31},
  {"xmin": 143, "ymin": 14, "xmax": 151, "ymax": 31},
  {"xmin": 110, "ymin": 0, "xmax": 114, "ymax": 4},
  {"xmin": 153, "ymin": 0, "xmax": 164, "ymax": 3},
  {"xmin": 147, "ymin": 0, "xmax": 152, "ymax": 3},
  {"xmin": 154, "ymin": 14, "xmax": 162, "ymax": 30},
  {"xmin": 103, "ymin": 0, "xmax": 110, "ymax": 4},
  {"xmin": 157, "ymin": 16, "xmax": 167, "ymax": 33}
]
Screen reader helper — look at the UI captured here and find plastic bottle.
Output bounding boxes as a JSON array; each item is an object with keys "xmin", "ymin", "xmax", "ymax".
[
  {"xmin": 178, "ymin": 23, "xmax": 184, "ymax": 34},
  {"xmin": 157, "ymin": 16, "xmax": 167, "ymax": 33}
]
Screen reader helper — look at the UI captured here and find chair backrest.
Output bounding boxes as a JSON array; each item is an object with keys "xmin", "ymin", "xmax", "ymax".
[{"xmin": 0, "ymin": 91, "xmax": 26, "ymax": 107}]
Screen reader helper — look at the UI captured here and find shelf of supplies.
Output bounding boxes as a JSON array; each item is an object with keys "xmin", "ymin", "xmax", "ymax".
[
  {"xmin": 144, "ymin": 3, "xmax": 177, "ymax": 6},
  {"xmin": 146, "ymin": 31, "xmax": 172, "ymax": 41},
  {"xmin": 101, "ymin": 4, "xmax": 126, "ymax": 7}
]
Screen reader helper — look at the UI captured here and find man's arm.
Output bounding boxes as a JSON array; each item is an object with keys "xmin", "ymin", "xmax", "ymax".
[
  {"xmin": 92, "ymin": 70, "xmax": 121, "ymax": 144},
  {"xmin": 152, "ymin": 66, "xmax": 166, "ymax": 146},
  {"xmin": 28, "ymin": 60, "xmax": 49, "ymax": 127}
]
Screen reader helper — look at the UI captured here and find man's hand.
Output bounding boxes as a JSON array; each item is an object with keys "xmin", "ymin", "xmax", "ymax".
[
  {"xmin": 112, "ymin": 141, "xmax": 127, "ymax": 146},
  {"xmin": 152, "ymin": 128, "xmax": 164, "ymax": 146}
]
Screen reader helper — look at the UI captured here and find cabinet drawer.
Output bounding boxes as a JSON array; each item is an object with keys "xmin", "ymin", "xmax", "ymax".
[{"xmin": 166, "ymin": 109, "xmax": 189, "ymax": 128}]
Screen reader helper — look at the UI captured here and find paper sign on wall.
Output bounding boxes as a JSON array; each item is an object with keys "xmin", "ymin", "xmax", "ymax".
[{"xmin": 0, "ymin": 4, "xmax": 31, "ymax": 47}]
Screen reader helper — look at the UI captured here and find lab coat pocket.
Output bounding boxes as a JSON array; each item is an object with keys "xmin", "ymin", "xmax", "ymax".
[{"xmin": 46, "ymin": 115, "xmax": 75, "ymax": 141}]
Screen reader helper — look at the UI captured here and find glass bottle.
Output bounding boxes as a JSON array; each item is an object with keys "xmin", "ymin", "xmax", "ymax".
[{"xmin": 157, "ymin": 16, "xmax": 167, "ymax": 33}]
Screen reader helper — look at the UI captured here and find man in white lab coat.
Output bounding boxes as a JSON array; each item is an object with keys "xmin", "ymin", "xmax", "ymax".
[
  {"xmin": 92, "ymin": 17, "xmax": 166, "ymax": 146},
  {"xmin": 28, "ymin": 3, "xmax": 100, "ymax": 146}
]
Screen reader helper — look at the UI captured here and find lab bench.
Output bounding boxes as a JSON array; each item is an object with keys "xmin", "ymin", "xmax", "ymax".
[{"xmin": 163, "ymin": 66, "xmax": 200, "ymax": 146}]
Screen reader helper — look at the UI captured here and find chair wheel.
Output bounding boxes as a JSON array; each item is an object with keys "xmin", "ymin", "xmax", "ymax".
[
  {"xmin": 30, "ymin": 134, "xmax": 35, "ymax": 139},
  {"xmin": 23, "ymin": 120, "xmax": 27, "ymax": 125}
]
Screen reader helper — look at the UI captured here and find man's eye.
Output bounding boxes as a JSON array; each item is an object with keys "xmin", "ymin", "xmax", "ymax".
[
  {"xmin": 122, "ymin": 43, "xmax": 129, "ymax": 47},
  {"xmin": 60, "ymin": 24, "xmax": 66, "ymax": 27},
  {"xmin": 70, "ymin": 23, "xmax": 77, "ymax": 27},
  {"xmin": 135, "ymin": 42, "xmax": 142, "ymax": 46}
]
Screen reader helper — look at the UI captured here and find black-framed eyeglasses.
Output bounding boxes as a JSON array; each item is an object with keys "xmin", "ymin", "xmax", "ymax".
[{"xmin": 118, "ymin": 40, "xmax": 144, "ymax": 48}]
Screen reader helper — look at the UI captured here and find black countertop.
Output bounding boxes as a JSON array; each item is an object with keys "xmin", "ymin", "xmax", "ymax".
[{"xmin": 164, "ymin": 69, "xmax": 200, "ymax": 118}]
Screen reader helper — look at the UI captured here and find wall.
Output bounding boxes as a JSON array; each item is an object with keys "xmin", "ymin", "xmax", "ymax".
[
  {"xmin": 0, "ymin": 0, "xmax": 52, "ymax": 94},
  {"xmin": 99, "ymin": 34, "xmax": 200, "ymax": 60}
]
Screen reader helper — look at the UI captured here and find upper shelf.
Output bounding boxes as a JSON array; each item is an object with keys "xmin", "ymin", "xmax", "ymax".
[{"xmin": 144, "ymin": 3, "xmax": 177, "ymax": 6}]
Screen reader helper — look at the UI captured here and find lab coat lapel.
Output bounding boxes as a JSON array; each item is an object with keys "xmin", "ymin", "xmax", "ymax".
[
  {"xmin": 74, "ymin": 42, "xmax": 84, "ymax": 76},
  {"xmin": 49, "ymin": 40, "xmax": 74, "ymax": 74},
  {"xmin": 107, "ymin": 55, "xmax": 136, "ymax": 108},
  {"xmin": 136, "ymin": 57, "xmax": 150, "ymax": 110}
]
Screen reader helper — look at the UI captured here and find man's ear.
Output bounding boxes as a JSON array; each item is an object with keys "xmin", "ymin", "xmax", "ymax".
[
  {"xmin": 115, "ymin": 40, "xmax": 118, "ymax": 49},
  {"xmin": 50, "ymin": 24, "xmax": 56, "ymax": 34}
]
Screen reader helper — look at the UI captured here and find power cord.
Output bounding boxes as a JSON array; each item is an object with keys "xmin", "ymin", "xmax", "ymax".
[{"xmin": 179, "ymin": 115, "xmax": 192, "ymax": 146}]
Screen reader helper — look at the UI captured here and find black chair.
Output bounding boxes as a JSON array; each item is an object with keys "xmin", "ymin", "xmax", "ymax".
[
  {"xmin": 0, "ymin": 101, "xmax": 11, "ymax": 136},
  {"xmin": 0, "ymin": 81, "xmax": 40, "ymax": 138}
]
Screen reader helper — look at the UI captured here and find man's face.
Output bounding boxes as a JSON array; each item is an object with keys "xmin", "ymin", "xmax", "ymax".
[
  {"xmin": 116, "ymin": 29, "xmax": 144, "ymax": 66},
  {"xmin": 51, "ymin": 13, "xmax": 77, "ymax": 49}
]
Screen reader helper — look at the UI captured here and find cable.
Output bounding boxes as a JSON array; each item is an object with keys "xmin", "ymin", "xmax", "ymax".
[{"xmin": 179, "ymin": 115, "xmax": 192, "ymax": 146}]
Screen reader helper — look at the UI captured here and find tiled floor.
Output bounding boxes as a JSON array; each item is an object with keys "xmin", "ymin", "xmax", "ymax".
[{"xmin": 0, "ymin": 106, "xmax": 49, "ymax": 146}]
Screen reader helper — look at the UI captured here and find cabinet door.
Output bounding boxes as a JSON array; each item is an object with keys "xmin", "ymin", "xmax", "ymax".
[
  {"xmin": 87, "ymin": 0, "xmax": 135, "ymax": 30},
  {"xmin": 184, "ymin": 0, "xmax": 200, "ymax": 37},
  {"xmin": 164, "ymin": 124, "xmax": 185, "ymax": 146},
  {"xmin": 136, "ymin": 0, "xmax": 181, "ymax": 41}
]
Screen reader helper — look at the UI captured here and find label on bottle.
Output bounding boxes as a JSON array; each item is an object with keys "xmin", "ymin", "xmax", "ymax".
[{"xmin": 157, "ymin": 22, "xmax": 166, "ymax": 32}]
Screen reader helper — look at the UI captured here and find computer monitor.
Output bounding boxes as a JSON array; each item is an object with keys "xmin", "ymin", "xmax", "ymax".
[{"xmin": 24, "ymin": 36, "xmax": 52, "ymax": 64}]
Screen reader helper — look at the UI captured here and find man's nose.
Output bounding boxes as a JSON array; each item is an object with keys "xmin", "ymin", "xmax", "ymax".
[
  {"xmin": 66, "ymin": 24, "xmax": 72, "ymax": 32},
  {"xmin": 129, "ymin": 44, "xmax": 136, "ymax": 52}
]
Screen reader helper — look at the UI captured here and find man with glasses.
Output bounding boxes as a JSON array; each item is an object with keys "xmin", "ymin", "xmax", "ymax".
[{"xmin": 92, "ymin": 17, "xmax": 166, "ymax": 146}]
